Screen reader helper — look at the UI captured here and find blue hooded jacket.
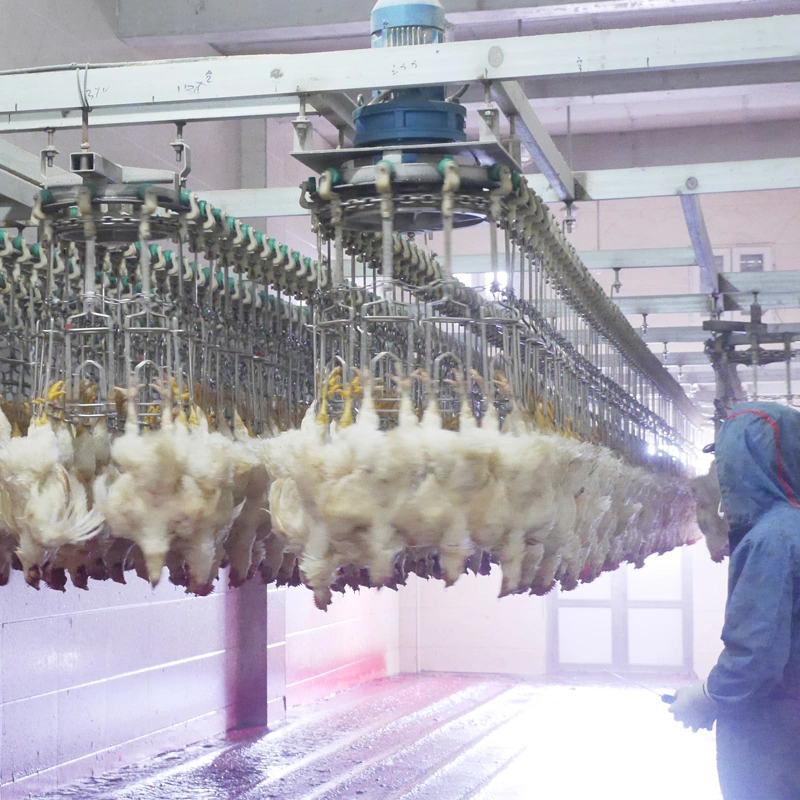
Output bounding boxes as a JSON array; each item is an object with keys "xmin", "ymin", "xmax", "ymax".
[{"xmin": 707, "ymin": 402, "xmax": 800, "ymax": 709}]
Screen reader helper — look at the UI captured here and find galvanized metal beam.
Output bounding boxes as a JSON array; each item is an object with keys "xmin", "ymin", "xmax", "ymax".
[
  {"xmin": 638, "ymin": 322, "xmax": 800, "ymax": 346},
  {"xmin": 615, "ymin": 287, "xmax": 800, "ymax": 315},
  {"xmin": 0, "ymin": 96, "xmax": 301, "ymax": 134},
  {"xmin": 491, "ymin": 80, "xmax": 576, "ymax": 203},
  {"xmin": 0, "ymin": 138, "xmax": 77, "ymax": 210},
  {"xmin": 2, "ymin": 15, "xmax": 800, "ymax": 132},
  {"xmin": 661, "ymin": 352, "xmax": 713, "ymax": 367},
  {"xmin": 509, "ymin": 61, "xmax": 800, "ymax": 102},
  {"xmin": 680, "ymin": 194, "xmax": 717, "ymax": 296},
  {"xmin": 526, "ymin": 157, "xmax": 800, "ymax": 201},
  {"xmin": 0, "ymin": 167, "xmax": 43, "ymax": 210},
  {"xmin": 308, "ymin": 92, "xmax": 357, "ymax": 141},
  {"xmin": 640, "ymin": 326, "xmax": 712, "ymax": 343},
  {"xmin": 670, "ymin": 367, "xmax": 800, "ymax": 385},
  {"xmin": 718, "ymin": 271, "xmax": 800, "ymax": 295},
  {"xmin": 581, "ymin": 247, "xmax": 697, "ymax": 270},
  {"xmin": 200, "ymin": 187, "xmax": 305, "ymax": 219},
  {"xmin": 452, "ymin": 248, "xmax": 697, "ymax": 273},
  {"xmin": 615, "ymin": 294, "xmax": 713, "ymax": 315},
  {"xmin": 193, "ymin": 155, "xmax": 800, "ymax": 219},
  {"xmin": 0, "ymin": 203, "xmax": 31, "ymax": 223}
]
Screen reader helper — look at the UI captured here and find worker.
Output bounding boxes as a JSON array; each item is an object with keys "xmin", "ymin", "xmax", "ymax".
[{"xmin": 668, "ymin": 401, "xmax": 800, "ymax": 799}]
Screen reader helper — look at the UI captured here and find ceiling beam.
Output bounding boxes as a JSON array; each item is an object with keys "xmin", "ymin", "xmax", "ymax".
[
  {"xmin": 616, "ymin": 294, "xmax": 713, "ymax": 315},
  {"xmin": 527, "ymin": 156, "xmax": 800, "ymax": 202},
  {"xmin": 197, "ymin": 156, "xmax": 800, "ymax": 219},
  {"xmin": 717, "ymin": 271, "xmax": 800, "ymax": 295},
  {"xmin": 640, "ymin": 326, "xmax": 712, "ymax": 343},
  {"xmin": 669, "ymin": 367, "xmax": 800, "ymax": 386},
  {"xmin": 491, "ymin": 80, "xmax": 576, "ymax": 203},
  {"xmin": 0, "ymin": 167, "xmax": 42, "ymax": 211},
  {"xmin": 452, "ymin": 248, "xmax": 697, "ymax": 273},
  {"xmin": 199, "ymin": 187, "xmax": 304, "ymax": 219},
  {"xmin": 307, "ymin": 92, "xmax": 357, "ymax": 142},
  {"xmin": 546, "ymin": 121, "xmax": 800, "ymax": 179},
  {"xmin": 637, "ymin": 321, "xmax": 800, "ymax": 347},
  {"xmin": 615, "ymin": 279, "xmax": 800, "ymax": 315},
  {"xmin": 661, "ymin": 352, "xmax": 714, "ymax": 367},
  {"xmin": 582, "ymin": 248, "xmax": 697, "ymax": 270},
  {"xmin": 3, "ymin": 15, "xmax": 800, "ymax": 132},
  {"xmin": 0, "ymin": 138, "xmax": 77, "ymax": 213},
  {"xmin": 513, "ymin": 61, "xmax": 800, "ymax": 101}
]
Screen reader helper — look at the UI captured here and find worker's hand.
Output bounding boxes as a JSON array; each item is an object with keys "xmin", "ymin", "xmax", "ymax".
[{"xmin": 668, "ymin": 682, "xmax": 717, "ymax": 732}]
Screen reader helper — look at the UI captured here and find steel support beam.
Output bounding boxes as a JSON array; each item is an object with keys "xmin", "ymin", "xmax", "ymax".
[
  {"xmin": 491, "ymin": 80, "xmax": 576, "ymax": 203},
  {"xmin": 661, "ymin": 352, "xmax": 715, "ymax": 367},
  {"xmin": 452, "ymin": 248, "xmax": 697, "ymax": 273},
  {"xmin": 199, "ymin": 187, "xmax": 305, "ymax": 219},
  {"xmin": 640, "ymin": 326, "xmax": 713, "ymax": 343},
  {"xmin": 0, "ymin": 167, "xmax": 44, "ymax": 211},
  {"xmin": 581, "ymin": 248, "xmax": 697, "ymax": 270},
  {"xmin": 0, "ymin": 96, "xmax": 301, "ymax": 134},
  {"xmin": 615, "ymin": 287, "xmax": 800, "ymax": 315},
  {"xmin": 526, "ymin": 156, "xmax": 800, "ymax": 202},
  {"xmin": 615, "ymin": 294, "xmax": 713, "ymax": 315},
  {"xmin": 2, "ymin": 15, "xmax": 800, "ymax": 132},
  {"xmin": 717, "ymin": 271, "xmax": 800, "ymax": 295},
  {"xmin": 669, "ymin": 368, "xmax": 800, "ymax": 385},
  {"xmin": 0, "ymin": 138, "xmax": 77, "ymax": 213},
  {"xmin": 526, "ymin": 61, "xmax": 800, "ymax": 101},
  {"xmin": 308, "ymin": 92, "xmax": 357, "ymax": 141},
  {"xmin": 195, "ymin": 155, "xmax": 800, "ymax": 220},
  {"xmin": 638, "ymin": 321, "xmax": 800, "ymax": 344}
]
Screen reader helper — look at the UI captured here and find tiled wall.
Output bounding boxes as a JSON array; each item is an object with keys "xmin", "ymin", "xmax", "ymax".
[{"xmin": 0, "ymin": 572, "xmax": 253, "ymax": 798}]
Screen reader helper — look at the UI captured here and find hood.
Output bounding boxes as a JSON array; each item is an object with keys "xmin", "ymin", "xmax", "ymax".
[{"xmin": 715, "ymin": 402, "xmax": 800, "ymax": 539}]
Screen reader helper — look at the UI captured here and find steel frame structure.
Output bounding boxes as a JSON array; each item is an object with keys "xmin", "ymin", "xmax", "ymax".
[
  {"xmin": 2, "ymin": 12, "xmax": 800, "ymax": 415},
  {"xmin": 0, "ymin": 15, "xmax": 798, "ymax": 133}
]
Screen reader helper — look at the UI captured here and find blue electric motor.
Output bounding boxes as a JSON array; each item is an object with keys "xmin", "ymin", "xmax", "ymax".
[{"xmin": 353, "ymin": 0, "xmax": 467, "ymax": 148}]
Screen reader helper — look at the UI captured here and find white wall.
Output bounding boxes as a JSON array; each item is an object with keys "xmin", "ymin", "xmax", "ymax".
[
  {"xmin": 400, "ymin": 569, "xmax": 548, "ymax": 676},
  {"xmin": 399, "ymin": 545, "xmax": 728, "ymax": 681},
  {"xmin": 692, "ymin": 543, "xmax": 728, "ymax": 680},
  {"xmin": 285, "ymin": 587, "xmax": 401, "ymax": 707}
]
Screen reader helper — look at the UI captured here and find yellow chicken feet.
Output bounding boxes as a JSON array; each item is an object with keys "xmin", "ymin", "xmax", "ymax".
[{"xmin": 325, "ymin": 366, "xmax": 343, "ymax": 399}]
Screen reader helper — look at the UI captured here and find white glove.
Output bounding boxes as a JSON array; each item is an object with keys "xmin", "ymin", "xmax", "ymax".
[{"xmin": 668, "ymin": 682, "xmax": 717, "ymax": 732}]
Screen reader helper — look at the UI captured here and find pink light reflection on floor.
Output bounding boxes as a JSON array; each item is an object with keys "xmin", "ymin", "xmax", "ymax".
[{"xmin": 29, "ymin": 674, "xmax": 722, "ymax": 800}]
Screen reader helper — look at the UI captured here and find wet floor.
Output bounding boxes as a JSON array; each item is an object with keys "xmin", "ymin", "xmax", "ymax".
[{"xmin": 31, "ymin": 673, "xmax": 721, "ymax": 800}]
